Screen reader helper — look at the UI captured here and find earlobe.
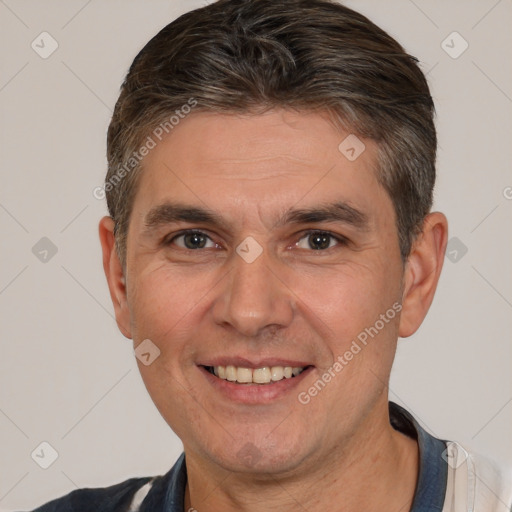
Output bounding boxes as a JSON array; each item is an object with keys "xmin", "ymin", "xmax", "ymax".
[
  {"xmin": 98, "ymin": 216, "xmax": 133, "ymax": 339},
  {"xmin": 398, "ymin": 212, "xmax": 448, "ymax": 338}
]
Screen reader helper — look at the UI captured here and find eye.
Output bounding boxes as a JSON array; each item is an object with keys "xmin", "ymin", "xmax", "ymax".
[
  {"xmin": 171, "ymin": 231, "xmax": 217, "ymax": 250},
  {"xmin": 296, "ymin": 231, "xmax": 344, "ymax": 251}
]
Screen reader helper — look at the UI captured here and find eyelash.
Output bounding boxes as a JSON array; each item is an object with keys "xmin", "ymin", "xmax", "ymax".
[
  {"xmin": 165, "ymin": 230, "xmax": 218, "ymax": 249},
  {"xmin": 297, "ymin": 230, "xmax": 349, "ymax": 250},
  {"xmin": 165, "ymin": 229, "xmax": 349, "ymax": 251}
]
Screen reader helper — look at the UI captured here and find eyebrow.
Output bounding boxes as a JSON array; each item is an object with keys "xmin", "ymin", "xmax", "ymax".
[
  {"xmin": 142, "ymin": 201, "xmax": 369, "ymax": 235},
  {"xmin": 276, "ymin": 202, "xmax": 369, "ymax": 230},
  {"xmin": 143, "ymin": 203, "xmax": 224, "ymax": 234}
]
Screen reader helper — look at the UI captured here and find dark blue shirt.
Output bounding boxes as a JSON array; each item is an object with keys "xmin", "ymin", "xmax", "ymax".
[{"xmin": 29, "ymin": 402, "xmax": 448, "ymax": 511}]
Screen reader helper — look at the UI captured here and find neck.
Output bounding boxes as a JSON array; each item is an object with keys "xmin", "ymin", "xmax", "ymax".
[{"xmin": 184, "ymin": 403, "xmax": 418, "ymax": 512}]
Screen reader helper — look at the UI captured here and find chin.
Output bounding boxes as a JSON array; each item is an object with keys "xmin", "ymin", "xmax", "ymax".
[{"xmin": 201, "ymin": 432, "xmax": 311, "ymax": 476}]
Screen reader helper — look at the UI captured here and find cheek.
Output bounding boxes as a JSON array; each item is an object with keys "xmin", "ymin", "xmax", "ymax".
[
  {"xmin": 127, "ymin": 263, "xmax": 215, "ymax": 351},
  {"xmin": 127, "ymin": 267, "xmax": 212, "ymax": 426},
  {"xmin": 293, "ymin": 262, "xmax": 400, "ymax": 339}
]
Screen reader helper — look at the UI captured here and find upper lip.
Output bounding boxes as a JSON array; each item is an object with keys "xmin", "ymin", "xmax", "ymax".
[{"xmin": 199, "ymin": 357, "xmax": 313, "ymax": 368}]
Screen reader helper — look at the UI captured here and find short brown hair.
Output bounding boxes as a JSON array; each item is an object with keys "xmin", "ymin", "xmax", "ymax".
[{"xmin": 106, "ymin": 0, "xmax": 436, "ymax": 267}]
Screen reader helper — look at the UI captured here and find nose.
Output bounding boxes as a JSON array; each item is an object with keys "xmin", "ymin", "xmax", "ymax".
[{"xmin": 211, "ymin": 246, "xmax": 295, "ymax": 337}]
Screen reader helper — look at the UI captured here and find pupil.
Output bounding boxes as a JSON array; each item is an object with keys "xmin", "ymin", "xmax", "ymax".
[
  {"xmin": 185, "ymin": 233, "xmax": 206, "ymax": 249},
  {"xmin": 309, "ymin": 233, "xmax": 330, "ymax": 250}
]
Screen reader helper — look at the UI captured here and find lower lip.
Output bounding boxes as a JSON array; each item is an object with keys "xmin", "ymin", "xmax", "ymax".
[{"xmin": 199, "ymin": 366, "xmax": 313, "ymax": 404}]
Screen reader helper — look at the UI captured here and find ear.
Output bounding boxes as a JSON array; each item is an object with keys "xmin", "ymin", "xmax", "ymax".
[
  {"xmin": 99, "ymin": 216, "xmax": 132, "ymax": 339},
  {"xmin": 399, "ymin": 212, "xmax": 448, "ymax": 338}
]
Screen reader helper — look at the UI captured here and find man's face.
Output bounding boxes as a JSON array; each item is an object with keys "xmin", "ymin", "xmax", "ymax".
[{"xmin": 121, "ymin": 110, "xmax": 405, "ymax": 474}]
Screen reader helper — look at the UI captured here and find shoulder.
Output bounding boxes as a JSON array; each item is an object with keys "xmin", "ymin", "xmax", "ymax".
[
  {"xmin": 28, "ymin": 453, "xmax": 187, "ymax": 512},
  {"xmin": 28, "ymin": 476, "xmax": 154, "ymax": 512},
  {"xmin": 443, "ymin": 441, "xmax": 512, "ymax": 511}
]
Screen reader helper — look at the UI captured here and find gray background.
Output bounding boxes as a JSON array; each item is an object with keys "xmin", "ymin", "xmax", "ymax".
[{"xmin": 0, "ymin": 0, "xmax": 511, "ymax": 510}]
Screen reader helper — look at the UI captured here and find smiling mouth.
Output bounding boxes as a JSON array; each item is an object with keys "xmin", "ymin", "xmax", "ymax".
[{"xmin": 204, "ymin": 365, "xmax": 309, "ymax": 385}]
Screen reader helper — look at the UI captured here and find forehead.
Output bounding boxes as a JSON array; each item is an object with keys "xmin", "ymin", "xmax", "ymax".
[{"xmin": 133, "ymin": 109, "xmax": 390, "ymax": 226}]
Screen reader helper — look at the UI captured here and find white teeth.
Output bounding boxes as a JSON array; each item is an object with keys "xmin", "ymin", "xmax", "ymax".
[
  {"xmin": 237, "ymin": 367, "xmax": 253, "ymax": 383},
  {"xmin": 226, "ymin": 365, "xmax": 237, "ymax": 381},
  {"xmin": 253, "ymin": 367, "xmax": 271, "ymax": 384},
  {"xmin": 210, "ymin": 365, "xmax": 305, "ymax": 384},
  {"xmin": 270, "ymin": 366, "xmax": 284, "ymax": 381}
]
